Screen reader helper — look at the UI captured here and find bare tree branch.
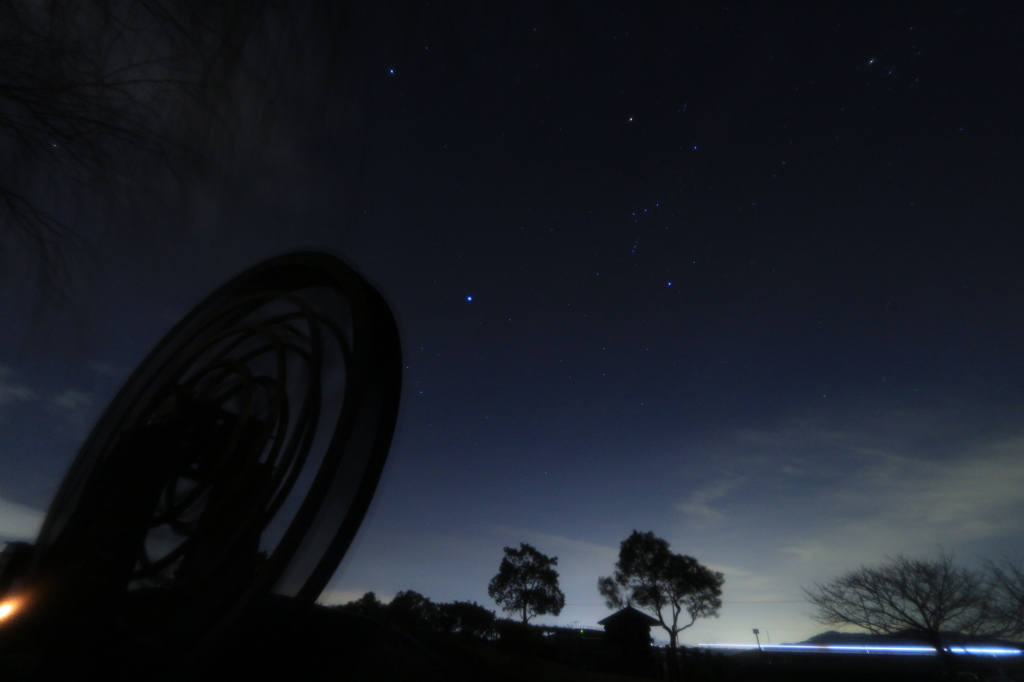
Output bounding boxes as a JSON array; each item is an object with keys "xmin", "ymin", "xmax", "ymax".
[
  {"xmin": 0, "ymin": 0, "xmax": 354, "ymax": 294},
  {"xmin": 985, "ymin": 558, "xmax": 1024, "ymax": 639},
  {"xmin": 804, "ymin": 551, "xmax": 997, "ymax": 642}
]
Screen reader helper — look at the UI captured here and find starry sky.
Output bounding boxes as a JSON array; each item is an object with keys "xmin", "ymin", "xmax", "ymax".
[{"xmin": 2, "ymin": 1, "xmax": 1023, "ymax": 646}]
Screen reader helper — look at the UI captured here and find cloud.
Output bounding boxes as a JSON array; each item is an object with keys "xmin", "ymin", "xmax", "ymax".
[
  {"xmin": 46, "ymin": 389, "xmax": 96, "ymax": 439},
  {"xmin": 706, "ymin": 562, "xmax": 783, "ymax": 598},
  {"xmin": 900, "ymin": 438, "xmax": 1024, "ymax": 528},
  {"xmin": 50, "ymin": 389, "xmax": 92, "ymax": 413},
  {"xmin": 707, "ymin": 563, "xmax": 754, "ymax": 577},
  {"xmin": 676, "ymin": 479, "xmax": 740, "ymax": 519},
  {"xmin": 781, "ymin": 542, "xmax": 832, "ymax": 564},
  {"xmin": 779, "ymin": 435, "xmax": 1024, "ymax": 571},
  {"xmin": 659, "ymin": 404, "xmax": 1024, "ymax": 600},
  {"xmin": 0, "ymin": 366, "xmax": 97, "ymax": 438},
  {"xmin": 0, "ymin": 366, "xmax": 37, "ymax": 407},
  {"xmin": 0, "ymin": 497, "xmax": 45, "ymax": 542},
  {"xmin": 483, "ymin": 525, "xmax": 618, "ymax": 563},
  {"xmin": 89, "ymin": 363, "xmax": 125, "ymax": 378}
]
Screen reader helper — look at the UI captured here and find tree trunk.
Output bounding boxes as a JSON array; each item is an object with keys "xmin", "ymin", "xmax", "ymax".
[
  {"xmin": 668, "ymin": 630, "xmax": 679, "ymax": 682},
  {"xmin": 925, "ymin": 631, "xmax": 958, "ymax": 680}
]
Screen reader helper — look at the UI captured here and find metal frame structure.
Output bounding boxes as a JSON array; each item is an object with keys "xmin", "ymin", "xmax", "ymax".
[{"xmin": 1, "ymin": 252, "xmax": 402, "ymax": 679}]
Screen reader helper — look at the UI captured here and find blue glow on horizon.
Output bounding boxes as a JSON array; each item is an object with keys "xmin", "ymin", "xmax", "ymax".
[{"xmin": 697, "ymin": 643, "xmax": 1023, "ymax": 657}]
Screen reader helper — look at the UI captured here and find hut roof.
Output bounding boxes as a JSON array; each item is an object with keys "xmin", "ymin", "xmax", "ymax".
[{"xmin": 598, "ymin": 606, "xmax": 662, "ymax": 628}]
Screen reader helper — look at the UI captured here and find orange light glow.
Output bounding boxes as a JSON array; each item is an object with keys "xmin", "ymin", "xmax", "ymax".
[{"xmin": 0, "ymin": 598, "xmax": 21, "ymax": 623}]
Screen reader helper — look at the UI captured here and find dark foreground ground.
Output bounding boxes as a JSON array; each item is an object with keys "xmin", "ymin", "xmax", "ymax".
[
  {"xmin": 4, "ymin": 597, "xmax": 1022, "ymax": 681},
  {"xmin": 205, "ymin": 603, "xmax": 639, "ymax": 682},
  {"xmin": 207, "ymin": 604, "xmax": 1024, "ymax": 682}
]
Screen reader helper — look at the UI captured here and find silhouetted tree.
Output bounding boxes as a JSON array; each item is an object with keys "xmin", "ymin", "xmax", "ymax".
[
  {"xmin": 336, "ymin": 591, "xmax": 387, "ymax": 620},
  {"xmin": 598, "ymin": 531, "xmax": 724, "ymax": 652},
  {"xmin": 0, "ymin": 0, "xmax": 351, "ymax": 286},
  {"xmin": 985, "ymin": 558, "xmax": 1024, "ymax": 638},
  {"xmin": 436, "ymin": 601, "xmax": 498, "ymax": 640},
  {"xmin": 386, "ymin": 589, "xmax": 439, "ymax": 630},
  {"xmin": 804, "ymin": 551, "xmax": 997, "ymax": 674},
  {"xmin": 488, "ymin": 543, "xmax": 565, "ymax": 624},
  {"xmin": 335, "ymin": 590, "xmax": 498, "ymax": 640}
]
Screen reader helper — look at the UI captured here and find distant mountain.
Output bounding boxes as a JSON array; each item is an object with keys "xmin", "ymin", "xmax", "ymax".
[{"xmin": 802, "ymin": 631, "xmax": 923, "ymax": 646}]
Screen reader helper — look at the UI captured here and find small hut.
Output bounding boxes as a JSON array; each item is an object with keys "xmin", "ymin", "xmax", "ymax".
[{"xmin": 598, "ymin": 606, "xmax": 661, "ymax": 676}]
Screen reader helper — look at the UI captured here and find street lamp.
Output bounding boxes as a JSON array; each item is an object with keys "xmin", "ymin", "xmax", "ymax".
[{"xmin": 753, "ymin": 628, "xmax": 762, "ymax": 651}]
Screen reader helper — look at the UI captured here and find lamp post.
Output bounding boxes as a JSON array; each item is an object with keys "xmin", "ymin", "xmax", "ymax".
[{"xmin": 753, "ymin": 628, "xmax": 762, "ymax": 651}]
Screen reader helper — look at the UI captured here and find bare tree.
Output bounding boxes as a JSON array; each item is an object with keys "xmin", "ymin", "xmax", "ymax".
[
  {"xmin": 804, "ymin": 551, "xmax": 997, "ymax": 662},
  {"xmin": 0, "ymin": 0, "xmax": 354, "ymax": 288},
  {"xmin": 985, "ymin": 558, "xmax": 1024, "ymax": 639}
]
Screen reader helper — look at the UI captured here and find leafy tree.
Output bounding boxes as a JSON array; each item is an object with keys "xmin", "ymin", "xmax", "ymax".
[
  {"xmin": 335, "ymin": 590, "xmax": 498, "ymax": 641},
  {"xmin": 436, "ymin": 601, "xmax": 498, "ymax": 640},
  {"xmin": 336, "ymin": 591, "xmax": 387, "ymax": 620},
  {"xmin": 804, "ymin": 551, "xmax": 997, "ymax": 670},
  {"xmin": 598, "ymin": 531, "xmax": 724, "ymax": 651},
  {"xmin": 488, "ymin": 543, "xmax": 566, "ymax": 624},
  {"xmin": 386, "ymin": 589, "xmax": 439, "ymax": 630}
]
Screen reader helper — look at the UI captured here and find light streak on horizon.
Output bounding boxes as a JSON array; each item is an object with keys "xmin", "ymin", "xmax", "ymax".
[{"xmin": 697, "ymin": 643, "xmax": 1023, "ymax": 656}]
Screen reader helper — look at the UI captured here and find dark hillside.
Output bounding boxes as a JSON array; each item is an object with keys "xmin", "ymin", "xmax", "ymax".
[{"xmin": 203, "ymin": 600, "xmax": 641, "ymax": 682}]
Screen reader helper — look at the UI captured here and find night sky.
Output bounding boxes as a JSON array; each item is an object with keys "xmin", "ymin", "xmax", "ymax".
[{"xmin": 2, "ymin": 2, "xmax": 1023, "ymax": 646}]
